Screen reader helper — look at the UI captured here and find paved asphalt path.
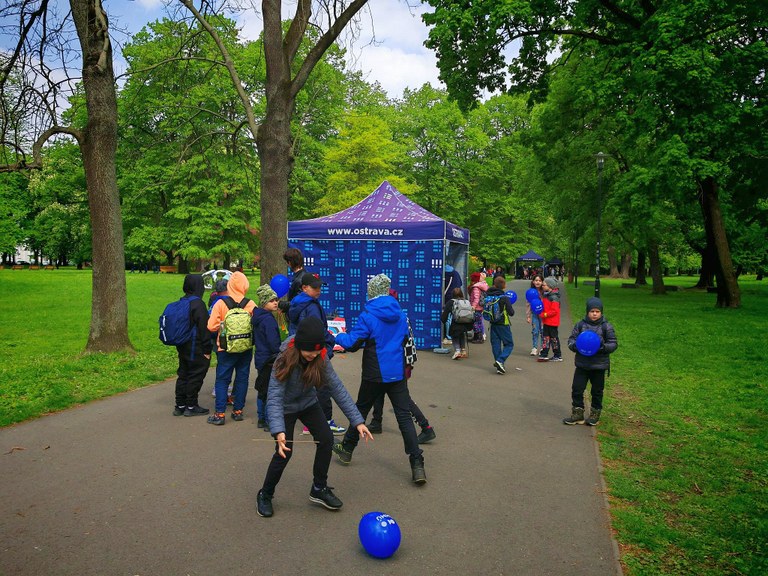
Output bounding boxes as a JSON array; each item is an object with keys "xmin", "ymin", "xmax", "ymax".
[{"xmin": 0, "ymin": 280, "xmax": 621, "ymax": 576}]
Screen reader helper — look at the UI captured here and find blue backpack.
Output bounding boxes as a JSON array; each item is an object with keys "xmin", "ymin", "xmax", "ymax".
[
  {"xmin": 482, "ymin": 295, "xmax": 506, "ymax": 324},
  {"xmin": 159, "ymin": 296, "xmax": 199, "ymax": 345}
]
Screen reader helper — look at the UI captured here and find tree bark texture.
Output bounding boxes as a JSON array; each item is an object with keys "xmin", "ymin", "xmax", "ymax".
[
  {"xmin": 635, "ymin": 250, "xmax": 647, "ymax": 285},
  {"xmin": 72, "ymin": 0, "xmax": 133, "ymax": 352},
  {"xmin": 648, "ymin": 241, "xmax": 666, "ymax": 295},
  {"xmin": 700, "ymin": 177, "xmax": 740, "ymax": 307},
  {"xmin": 620, "ymin": 252, "xmax": 632, "ymax": 279}
]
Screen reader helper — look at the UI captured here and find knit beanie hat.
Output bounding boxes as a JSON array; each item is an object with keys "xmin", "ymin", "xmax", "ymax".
[
  {"xmin": 586, "ymin": 297, "xmax": 604, "ymax": 314},
  {"xmin": 214, "ymin": 279, "xmax": 228, "ymax": 293},
  {"xmin": 294, "ymin": 316, "xmax": 326, "ymax": 351},
  {"xmin": 255, "ymin": 284, "xmax": 277, "ymax": 307},
  {"xmin": 367, "ymin": 273, "xmax": 391, "ymax": 299},
  {"xmin": 470, "ymin": 272, "xmax": 482, "ymax": 283},
  {"xmin": 544, "ymin": 277, "xmax": 558, "ymax": 289}
]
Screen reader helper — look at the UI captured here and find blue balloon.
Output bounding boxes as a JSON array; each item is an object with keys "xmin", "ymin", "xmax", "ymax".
[
  {"xmin": 576, "ymin": 330, "xmax": 601, "ymax": 356},
  {"xmin": 530, "ymin": 298, "xmax": 544, "ymax": 314},
  {"xmin": 359, "ymin": 511, "xmax": 402, "ymax": 559},
  {"xmin": 269, "ymin": 274, "xmax": 290, "ymax": 298},
  {"xmin": 505, "ymin": 290, "xmax": 518, "ymax": 304},
  {"xmin": 525, "ymin": 288, "xmax": 539, "ymax": 302}
]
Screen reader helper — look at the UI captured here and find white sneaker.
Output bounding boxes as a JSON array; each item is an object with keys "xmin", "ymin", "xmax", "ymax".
[
  {"xmin": 452, "ymin": 350, "xmax": 462, "ymax": 360},
  {"xmin": 530, "ymin": 347, "xmax": 538, "ymax": 356}
]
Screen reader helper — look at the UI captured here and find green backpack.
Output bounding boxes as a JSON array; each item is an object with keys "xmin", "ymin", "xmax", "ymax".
[{"xmin": 219, "ymin": 297, "xmax": 253, "ymax": 353}]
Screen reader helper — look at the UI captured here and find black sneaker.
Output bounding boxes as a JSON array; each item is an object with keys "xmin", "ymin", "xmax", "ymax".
[
  {"xmin": 550, "ymin": 356, "xmax": 563, "ymax": 362},
  {"xmin": 256, "ymin": 490, "xmax": 273, "ymax": 517},
  {"xmin": 173, "ymin": 406, "xmax": 185, "ymax": 416},
  {"xmin": 332, "ymin": 442, "xmax": 353, "ymax": 465},
  {"xmin": 309, "ymin": 485, "xmax": 343, "ymax": 510},
  {"xmin": 231, "ymin": 410, "xmax": 244, "ymax": 422},
  {"xmin": 417, "ymin": 426, "xmax": 436, "ymax": 444},
  {"xmin": 257, "ymin": 418, "xmax": 266, "ymax": 428},
  {"xmin": 183, "ymin": 405, "xmax": 209, "ymax": 417},
  {"xmin": 367, "ymin": 419, "xmax": 383, "ymax": 434},
  {"xmin": 493, "ymin": 360, "xmax": 506, "ymax": 374},
  {"xmin": 207, "ymin": 413, "xmax": 225, "ymax": 426}
]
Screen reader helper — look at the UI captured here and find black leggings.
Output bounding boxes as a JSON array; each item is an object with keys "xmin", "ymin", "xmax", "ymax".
[
  {"xmin": 260, "ymin": 402, "xmax": 334, "ymax": 495},
  {"xmin": 571, "ymin": 367, "xmax": 606, "ymax": 410},
  {"xmin": 371, "ymin": 392, "xmax": 429, "ymax": 428},
  {"xmin": 343, "ymin": 378, "xmax": 422, "ymax": 459}
]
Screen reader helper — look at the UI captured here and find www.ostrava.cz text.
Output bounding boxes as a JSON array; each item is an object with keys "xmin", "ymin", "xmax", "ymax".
[{"xmin": 326, "ymin": 227, "xmax": 404, "ymax": 236}]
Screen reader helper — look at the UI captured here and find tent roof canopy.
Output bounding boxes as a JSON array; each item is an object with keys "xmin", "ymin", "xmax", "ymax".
[
  {"xmin": 546, "ymin": 256, "xmax": 564, "ymax": 265},
  {"xmin": 288, "ymin": 181, "xmax": 469, "ymax": 244},
  {"xmin": 516, "ymin": 250, "xmax": 545, "ymax": 262}
]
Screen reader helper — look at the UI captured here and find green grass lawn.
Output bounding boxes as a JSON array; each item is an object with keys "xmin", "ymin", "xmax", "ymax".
[
  {"xmin": 566, "ymin": 277, "xmax": 768, "ymax": 576},
  {"xmin": 0, "ymin": 269, "xmax": 766, "ymax": 574},
  {"xmin": 0, "ymin": 268, "xmax": 261, "ymax": 426}
]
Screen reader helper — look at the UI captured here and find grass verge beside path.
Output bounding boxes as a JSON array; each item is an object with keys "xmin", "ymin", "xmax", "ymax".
[
  {"xmin": 567, "ymin": 278, "xmax": 767, "ymax": 576},
  {"xmin": 0, "ymin": 269, "xmax": 260, "ymax": 427}
]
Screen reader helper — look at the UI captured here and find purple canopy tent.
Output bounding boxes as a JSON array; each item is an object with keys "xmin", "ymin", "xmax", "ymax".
[{"xmin": 288, "ymin": 181, "xmax": 470, "ymax": 349}]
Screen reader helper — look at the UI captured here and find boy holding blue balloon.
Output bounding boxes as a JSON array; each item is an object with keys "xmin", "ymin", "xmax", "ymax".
[{"xmin": 563, "ymin": 297, "xmax": 618, "ymax": 425}]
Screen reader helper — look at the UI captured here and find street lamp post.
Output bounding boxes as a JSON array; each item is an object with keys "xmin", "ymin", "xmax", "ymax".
[{"xmin": 594, "ymin": 152, "xmax": 606, "ymax": 298}]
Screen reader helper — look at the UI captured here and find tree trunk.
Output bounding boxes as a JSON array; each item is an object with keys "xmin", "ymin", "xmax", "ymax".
[
  {"xmin": 700, "ymin": 177, "xmax": 740, "ymax": 307},
  {"xmin": 635, "ymin": 250, "xmax": 647, "ymax": 285},
  {"xmin": 648, "ymin": 241, "xmax": 666, "ymax": 295},
  {"xmin": 72, "ymin": 0, "xmax": 133, "ymax": 353},
  {"xmin": 607, "ymin": 246, "xmax": 620, "ymax": 277},
  {"xmin": 694, "ymin": 247, "xmax": 716, "ymax": 289},
  {"xmin": 620, "ymin": 252, "xmax": 632, "ymax": 279}
]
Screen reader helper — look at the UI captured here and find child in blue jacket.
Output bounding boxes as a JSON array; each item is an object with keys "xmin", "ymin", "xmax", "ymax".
[
  {"xmin": 252, "ymin": 284, "xmax": 282, "ymax": 430},
  {"xmin": 332, "ymin": 273, "xmax": 427, "ymax": 485}
]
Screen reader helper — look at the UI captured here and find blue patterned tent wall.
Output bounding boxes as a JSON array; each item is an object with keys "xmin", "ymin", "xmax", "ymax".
[{"xmin": 288, "ymin": 239, "xmax": 445, "ymax": 349}]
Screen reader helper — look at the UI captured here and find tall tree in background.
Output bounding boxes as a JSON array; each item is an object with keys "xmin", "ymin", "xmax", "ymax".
[
  {"xmin": 179, "ymin": 0, "xmax": 369, "ymax": 281},
  {"xmin": 0, "ymin": 0, "xmax": 132, "ymax": 351},
  {"xmin": 424, "ymin": 0, "xmax": 768, "ymax": 307}
]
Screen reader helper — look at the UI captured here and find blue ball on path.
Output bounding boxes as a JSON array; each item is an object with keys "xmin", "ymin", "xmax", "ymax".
[{"xmin": 359, "ymin": 511, "xmax": 401, "ymax": 559}]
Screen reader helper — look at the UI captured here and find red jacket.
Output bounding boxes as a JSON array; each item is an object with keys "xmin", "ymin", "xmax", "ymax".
[{"xmin": 541, "ymin": 291, "xmax": 560, "ymax": 326}]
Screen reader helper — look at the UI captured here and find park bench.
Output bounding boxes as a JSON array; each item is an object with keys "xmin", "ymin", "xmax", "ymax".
[
  {"xmin": 12, "ymin": 265, "xmax": 23, "ymax": 270},
  {"xmin": 44, "ymin": 265, "xmax": 55, "ymax": 270},
  {"xmin": 159, "ymin": 266, "xmax": 178, "ymax": 274},
  {"xmin": 29, "ymin": 265, "xmax": 40, "ymax": 270}
]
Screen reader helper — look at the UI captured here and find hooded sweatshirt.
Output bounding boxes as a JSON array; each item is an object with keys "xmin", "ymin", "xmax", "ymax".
[
  {"xmin": 287, "ymin": 291, "xmax": 335, "ymax": 358},
  {"xmin": 334, "ymin": 295, "xmax": 409, "ymax": 382},
  {"xmin": 252, "ymin": 307, "xmax": 281, "ymax": 370},
  {"xmin": 181, "ymin": 274, "xmax": 213, "ymax": 359},
  {"xmin": 207, "ymin": 271, "xmax": 256, "ymax": 352}
]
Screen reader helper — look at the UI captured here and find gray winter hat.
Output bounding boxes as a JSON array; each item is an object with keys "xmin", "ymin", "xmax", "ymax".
[
  {"xmin": 367, "ymin": 273, "xmax": 391, "ymax": 299},
  {"xmin": 544, "ymin": 277, "xmax": 558, "ymax": 289}
]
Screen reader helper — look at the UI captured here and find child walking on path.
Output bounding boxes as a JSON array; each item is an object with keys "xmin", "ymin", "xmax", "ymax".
[
  {"xmin": 442, "ymin": 287, "xmax": 473, "ymax": 359},
  {"xmin": 485, "ymin": 276, "xmax": 516, "ymax": 374},
  {"xmin": 332, "ymin": 274, "xmax": 427, "ymax": 485},
  {"xmin": 252, "ymin": 284, "xmax": 282, "ymax": 430},
  {"xmin": 537, "ymin": 277, "xmax": 562, "ymax": 362},
  {"xmin": 563, "ymin": 297, "xmax": 618, "ymax": 426},
  {"xmin": 172, "ymin": 274, "xmax": 212, "ymax": 417},
  {"xmin": 206, "ymin": 271, "xmax": 255, "ymax": 425},
  {"xmin": 525, "ymin": 274, "xmax": 544, "ymax": 356},
  {"xmin": 468, "ymin": 272, "xmax": 488, "ymax": 343},
  {"xmin": 256, "ymin": 317, "xmax": 370, "ymax": 518}
]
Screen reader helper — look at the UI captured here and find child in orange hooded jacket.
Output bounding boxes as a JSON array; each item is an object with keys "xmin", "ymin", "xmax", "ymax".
[{"xmin": 207, "ymin": 271, "xmax": 257, "ymax": 424}]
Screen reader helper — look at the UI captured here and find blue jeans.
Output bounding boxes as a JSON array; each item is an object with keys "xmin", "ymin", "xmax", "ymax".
[
  {"xmin": 214, "ymin": 349, "xmax": 252, "ymax": 413},
  {"xmin": 490, "ymin": 323, "xmax": 514, "ymax": 364},
  {"xmin": 531, "ymin": 315, "xmax": 543, "ymax": 349}
]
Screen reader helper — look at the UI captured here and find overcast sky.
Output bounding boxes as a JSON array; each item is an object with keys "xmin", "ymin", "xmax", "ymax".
[{"xmin": 110, "ymin": 0, "xmax": 444, "ymax": 98}]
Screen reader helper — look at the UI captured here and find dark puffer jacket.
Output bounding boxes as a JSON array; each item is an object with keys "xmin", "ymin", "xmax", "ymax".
[{"xmin": 567, "ymin": 317, "xmax": 618, "ymax": 370}]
